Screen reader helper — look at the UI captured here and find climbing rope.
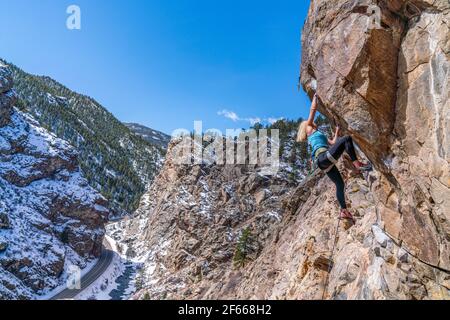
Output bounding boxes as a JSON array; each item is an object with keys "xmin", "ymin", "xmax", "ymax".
[{"xmin": 321, "ymin": 216, "xmax": 341, "ymax": 300}]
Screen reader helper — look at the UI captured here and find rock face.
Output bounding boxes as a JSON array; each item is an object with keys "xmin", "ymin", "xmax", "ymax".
[
  {"xmin": 108, "ymin": 135, "xmax": 309, "ymax": 299},
  {"xmin": 0, "ymin": 63, "xmax": 108, "ymax": 299},
  {"xmin": 300, "ymin": 0, "xmax": 449, "ymax": 274},
  {"xmin": 112, "ymin": 141, "xmax": 449, "ymax": 299},
  {"xmin": 110, "ymin": 0, "xmax": 449, "ymax": 300}
]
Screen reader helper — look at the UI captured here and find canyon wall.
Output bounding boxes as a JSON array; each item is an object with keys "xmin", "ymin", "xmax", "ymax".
[
  {"xmin": 0, "ymin": 63, "xmax": 108, "ymax": 299},
  {"xmin": 111, "ymin": 0, "xmax": 449, "ymax": 300}
]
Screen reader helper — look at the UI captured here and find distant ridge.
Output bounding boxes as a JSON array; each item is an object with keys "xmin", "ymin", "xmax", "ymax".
[
  {"xmin": 2, "ymin": 58, "xmax": 165, "ymax": 214},
  {"xmin": 124, "ymin": 123, "xmax": 171, "ymax": 149}
]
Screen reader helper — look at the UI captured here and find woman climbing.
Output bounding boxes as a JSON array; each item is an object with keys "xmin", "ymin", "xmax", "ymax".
[{"xmin": 297, "ymin": 93, "xmax": 371, "ymax": 222}]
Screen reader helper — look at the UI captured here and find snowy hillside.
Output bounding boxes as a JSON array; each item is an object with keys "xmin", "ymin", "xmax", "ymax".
[
  {"xmin": 125, "ymin": 123, "xmax": 171, "ymax": 149},
  {"xmin": 0, "ymin": 63, "xmax": 108, "ymax": 299},
  {"xmin": 2, "ymin": 59, "xmax": 165, "ymax": 214}
]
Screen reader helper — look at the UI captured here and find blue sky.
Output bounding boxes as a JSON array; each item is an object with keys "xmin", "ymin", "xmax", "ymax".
[{"xmin": 0, "ymin": 0, "xmax": 311, "ymax": 135}]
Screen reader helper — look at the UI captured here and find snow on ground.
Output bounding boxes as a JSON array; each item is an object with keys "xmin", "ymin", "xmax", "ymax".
[
  {"xmin": 0, "ymin": 109, "xmax": 106, "ymax": 299},
  {"xmin": 265, "ymin": 211, "xmax": 282, "ymax": 222},
  {"xmin": 38, "ymin": 258, "xmax": 98, "ymax": 300},
  {"xmin": 106, "ymin": 217, "xmax": 174, "ymax": 298},
  {"xmin": 73, "ymin": 236, "xmax": 136, "ymax": 300}
]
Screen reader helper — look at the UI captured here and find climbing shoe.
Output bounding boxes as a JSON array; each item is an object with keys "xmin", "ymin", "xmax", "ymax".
[
  {"xmin": 354, "ymin": 161, "xmax": 373, "ymax": 173},
  {"xmin": 339, "ymin": 209, "xmax": 355, "ymax": 224}
]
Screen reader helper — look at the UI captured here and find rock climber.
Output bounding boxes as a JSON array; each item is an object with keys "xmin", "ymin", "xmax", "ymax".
[{"xmin": 297, "ymin": 93, "xmax": 371, "ymax": 222}]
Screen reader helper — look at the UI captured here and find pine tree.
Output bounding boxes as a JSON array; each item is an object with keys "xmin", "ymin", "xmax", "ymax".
[{"xmin": 233, "ymin": 228, "xmax": 254, "ymax": 268}]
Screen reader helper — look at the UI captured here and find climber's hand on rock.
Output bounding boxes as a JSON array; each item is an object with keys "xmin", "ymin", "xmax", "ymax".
[
  {"xmin": 335, "ymin": 125, "xmax": 341, "ymax": 136},
  {"xmin": 311, "ymin": 94, "xmax": 318, "ymax": 111}
]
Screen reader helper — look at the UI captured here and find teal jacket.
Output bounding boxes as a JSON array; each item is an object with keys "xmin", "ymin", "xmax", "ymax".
[{"xmin": 308, "ymin": 130, "xmax": 329, "ymax": 160}]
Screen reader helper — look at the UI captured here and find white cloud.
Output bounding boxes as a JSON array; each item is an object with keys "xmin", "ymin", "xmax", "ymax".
[
  {"xmin": 268, "ymin": 117, "xmax": 284, "ymax": 124},
  {"xmin": 217, "ymin": 109, "xmax": 283, "ymax": 126},
  {"xmin": 248, "ymin": 117, "xmax": 262, "ymax": 125},
  {"xmin": 217, "ymin": 109, "xmax": 240, "ymax": 122}
]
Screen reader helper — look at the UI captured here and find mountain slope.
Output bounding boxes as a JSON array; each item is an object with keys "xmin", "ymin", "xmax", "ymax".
[
  {"xmin": 125, "ymin": 123, "xmax": 171, "ymax": 149},
  {"xmin": 0, "ymin": 63, "xmax": 107, "ymax": 299},
  {"xmin": 2, "ymin": 59, "xmax": 165, "ymax": 214}
]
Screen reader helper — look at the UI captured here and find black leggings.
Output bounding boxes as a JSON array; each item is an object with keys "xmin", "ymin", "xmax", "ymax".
[{"xmin": 317, "ymin": 136, "xmax": 358, "ymax": 209}]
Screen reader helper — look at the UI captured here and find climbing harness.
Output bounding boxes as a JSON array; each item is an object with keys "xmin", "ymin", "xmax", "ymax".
[
  {"xmin": 321, "ymin": 217, "xmax": 341, "ymax": 300},
  {"xmin": 325, "ymin": 152, "xmax": 338, "ymax": 170},
  {"xmin": 308, "ymin": 148, "xmax": 338, "ymax": 177},
  {"xmin": 313, "ymin": 150, "xmax": 338, "ymax": 174}
]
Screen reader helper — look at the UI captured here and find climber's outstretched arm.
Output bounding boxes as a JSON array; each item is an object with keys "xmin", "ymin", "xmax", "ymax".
[
  {"xmin": 328, "ymin": 126, "xmax": 340, "ymax": 145},
  {"xmin": 307, "ymin": 94, "xmax": 318, "ymax": 126}
]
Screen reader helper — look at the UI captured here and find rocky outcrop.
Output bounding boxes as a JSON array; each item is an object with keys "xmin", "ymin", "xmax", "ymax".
[
  {"xmin": 0, "ymin": 64, "xmax": 108, "ymax": 299},
  {"xmin": 110, "ymin": 0, "xmax": 449, "ymax": 300},
  {"xmin": 112, "ymin": 141, "xmax": 449, "ymax": 300},
  {"xmin": 108, "ymin": 136, "xmax": 307, "ymax": 299},
  {"xmin": 300, "ymin": 0, "xmax": 449, "ymax": 275}
]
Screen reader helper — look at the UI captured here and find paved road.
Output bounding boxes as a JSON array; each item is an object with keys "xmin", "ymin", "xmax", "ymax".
[{"xmin": 50, "ymin": 238, "xmax": 114, "ymax": 300}]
